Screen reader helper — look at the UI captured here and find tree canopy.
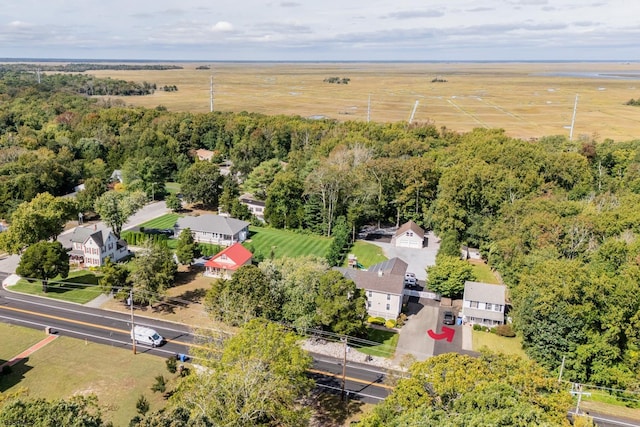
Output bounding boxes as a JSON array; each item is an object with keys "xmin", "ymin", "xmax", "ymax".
[
  {"xmin": 144, "ymin": 319, "xmax": 314, "ymax": 426},
  {"xmin": 360, "ymin": 352, "xmax": 572, "ymax": 427},
  {"xmin": 16, "ymin": 241, "xmax": 69, "ymax": 293}
]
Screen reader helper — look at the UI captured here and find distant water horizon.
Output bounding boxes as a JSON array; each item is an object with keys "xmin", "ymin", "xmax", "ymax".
[{"xmin": 0, "ymin": 58, "xmax": 638, "ymax": 64}]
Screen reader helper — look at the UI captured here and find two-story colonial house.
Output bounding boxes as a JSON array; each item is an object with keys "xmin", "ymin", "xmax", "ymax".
[
  {"xmin": 336, "ymin": 258, "xmax": 407, "ymax": 321},
  {"xmin": 461, "ymin": 281, "xmax": 507, "ymax": 326},
  {"xmin": 68, "ymin": 226, "xmax": 130, "ymax": 267}
]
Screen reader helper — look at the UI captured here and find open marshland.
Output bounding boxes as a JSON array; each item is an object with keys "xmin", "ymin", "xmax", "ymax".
[{"xmin": 88, "ymin": 62, "xmax": 640, "ymax": 141}]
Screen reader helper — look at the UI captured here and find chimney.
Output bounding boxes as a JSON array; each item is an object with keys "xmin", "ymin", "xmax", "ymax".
[
  {"xmin": 94, "ymin": 224, "xmax": 97, "ymax": 231},
  {"xmin": 378, "ymin": 270, "xmax": 383, "ymax": 277}
]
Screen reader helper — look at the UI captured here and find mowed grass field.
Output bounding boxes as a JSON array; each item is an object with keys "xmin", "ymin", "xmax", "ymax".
[
  {"xmin": 247, "ymin": 226, "xmax": 332, "ymax": 259},
  {"xmin": 87, "ymin": 62, "xmax": 640, "ymax": 142},
  {"xmin": 0, "ymin": 324, "xmax": 170, "ymax": 426},
  {"xmin": 11, "ymin": 270, "xmax": 102, "ymax": 304}
]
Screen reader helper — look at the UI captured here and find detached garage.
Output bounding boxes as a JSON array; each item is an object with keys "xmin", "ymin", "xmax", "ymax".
[{"xmin": 392, "ymin": 221, "xmax": 425, "ymax": 249}]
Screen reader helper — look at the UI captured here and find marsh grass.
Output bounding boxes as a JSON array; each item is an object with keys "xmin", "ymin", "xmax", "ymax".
[{"xmin": 89, "ymin": 62, "xmax": 640, "ymax": 141}]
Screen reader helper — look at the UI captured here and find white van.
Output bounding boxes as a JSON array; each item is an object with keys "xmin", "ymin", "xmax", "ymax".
[{"xmin": 131, "ymin": 326, "xmax": 164, "ymax": 347}]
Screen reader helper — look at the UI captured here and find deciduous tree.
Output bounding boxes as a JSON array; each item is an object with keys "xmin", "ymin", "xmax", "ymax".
[
  {"xmin": 360, "ymin": 353, "xmax": 572, "ymax": 427},
  {"xmin": 315, "ymin": 270, "xmax": 367, "ymax": 336},
  {"xmin": 16, "ymin": 241, "xmax": 69, "ymax": 293},
  {"xmin": 0, "ymin": 192, "xmax": 77, "ymax": 254},
  {"xmin": 93, "ymin": 190, "xmax": 147, "ymax": 238},
  {"xmin": 166, "ymin": 319, "xmax": 313, "ymax": 426},
  {"xmin": 179, "ymin": 161, "xmax": 221, "ymax": 208},
  {"xmin": 426, "ymin": 255, "xmax": 475, "ymax": 297},
  {"xmin": 130, "ymin": 241, "xmax": 177, "ymax": 306}
]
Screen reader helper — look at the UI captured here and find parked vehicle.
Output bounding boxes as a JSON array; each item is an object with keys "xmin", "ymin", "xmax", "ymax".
[
  {"xmin": 131, "ymin": 326, "xmax": 164, "ymax": 347},
  {"xmin": 443, "ymin": 311, "xmax": 455, "ymax": 325},
  {"xmin": 404, "ymin": 272, "xmax": 417, "ymax": 288}
]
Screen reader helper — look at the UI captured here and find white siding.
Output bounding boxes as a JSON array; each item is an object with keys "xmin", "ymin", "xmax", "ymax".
[{"xmin": 366, "ymin": 291, "xmax": 402, "ymax": 320}]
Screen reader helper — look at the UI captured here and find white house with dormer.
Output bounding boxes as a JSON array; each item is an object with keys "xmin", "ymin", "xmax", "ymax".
[
  {"xmin": 336, "ymin": 258, "xmax": 407, "ymax": 321},
  {"xmin": 68, "ymin": 226, "xmax": 130, "ymax": 267}
]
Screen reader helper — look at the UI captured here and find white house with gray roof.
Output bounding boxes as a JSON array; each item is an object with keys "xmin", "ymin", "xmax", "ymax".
[
  {"xmin": 174, "ymin": 214, "xmax": 249, "ymax": 246},
  {"xmin": 461, "ymin": 281, "xmax": 507, "ymax": 327},
  {"xmin": 336, "ymin": 258, "xmax": 407, "ymax": 320},
  {"xmin": 67, "ymin": 225, "xmax": 129, "ymax": 267}
]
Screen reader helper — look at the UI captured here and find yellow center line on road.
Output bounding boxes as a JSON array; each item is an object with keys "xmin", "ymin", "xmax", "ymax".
[
  {"xmin": 307, "ymin": 368, "xmax": 395, "ymax": 390},
  {"xmin": 0, "ymin": 305, "xmax": 394, "ymax": 390},
  {"xmin": 0, "ymin": 304, "xmax": 204, "ymax": 348}
]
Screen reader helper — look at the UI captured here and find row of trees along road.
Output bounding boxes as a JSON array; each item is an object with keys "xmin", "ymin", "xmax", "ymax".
[{"xmin": 1, "ymin": 69, "xmax": 640, "ymax": 390}]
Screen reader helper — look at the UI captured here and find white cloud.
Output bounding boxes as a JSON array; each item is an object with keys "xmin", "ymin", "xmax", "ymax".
[
  {"xmin": 211, "ymin": 21, "xmax": 234, "ymax": 32},
  {"xmin": 0, "ymin": 0, "xmax": 636, "ymax": 60}
]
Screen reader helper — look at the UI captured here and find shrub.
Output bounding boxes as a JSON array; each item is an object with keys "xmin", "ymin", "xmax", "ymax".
[
  {"xmin": 166, "ymin": 356, "xmax": 177, "ymax": 374},
  {"xmin": 151, "ymin": 375, "xmax": 166, "ymax": 393},
  {"xmin": 368, "ymin": 316, "xmax": 386, "ymax": 325},
  {"xmin": 135, "ymin": 394, "xmax": 149, "ymax": 415},
  {"xmin": 495, "ymin": 324, "xmax": 516, "ymax": 337},
  {"xmin": 385, "ymin": 319, "xmax": 397, "ymax": 329},
  {"xmin": 489, "ymin": 327, "xmax": 496, "ymax": 334},
  {"xmin": 473, "ymin": 323, "xmax": 482, "ymax": 331},
  {"xmin": 396, "ymin": 313, "xmax": 408, "ymax": 327}
]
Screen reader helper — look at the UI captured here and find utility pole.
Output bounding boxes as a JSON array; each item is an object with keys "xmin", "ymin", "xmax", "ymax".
[
  {"xmin": 558, "ymin": 355, "xmax": 565, "ymax": 382},
  {"xmin": 130, "ymin": 289, "xmax": 136, "ymax": 355},
  {"xmin": 408, "ymin": 100, "xmax": 419, "ymax": 124},
  {"xmin": 341, "ymin": 336, "xmax": 348, "ymax": 401},
  {"xmin": 572, "ymin": 383, "xmax": 591, "ymax": 415},
  {"xmin": 367, "ymin": 94, "xmax": 371, "ymax": 123},
  {"xmin": 210, "ymin": 74, "xmax": 214, "ymax": 113},
  {"xmin": 569, "ymin": 94, "xmax": 578, "ymax": 141}
]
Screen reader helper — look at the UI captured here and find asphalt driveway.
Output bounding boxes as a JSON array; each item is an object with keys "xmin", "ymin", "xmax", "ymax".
[{"xmin": 366, "ymin": 230, "xmax": 439, "ymax": 281}]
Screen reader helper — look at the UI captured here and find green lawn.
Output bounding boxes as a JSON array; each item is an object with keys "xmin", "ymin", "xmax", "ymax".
[
  {"xmin": 10, "ymin": 270, "xmax": 103, "ymax": 304},
  {"xmin": 470, "ymin": 262, "xmax": 500, "ymax": 284},
  {"xmin": 246, "ymin": 226, "xmax": 332, "ymax": 260},
  {"xmin": 165, "ymin": 182, "xmax": 182, "ymax": 195},
  {"xmin": 0, "ymin": 323, "xmax": 47, "ymax": 362},
  {"xmin": 346, "ymin": 241, "xmax": 387, "ymax": 268},
  {"xmin": 355, "ymin": 327, "xmax": 399, "ymax": 358},
  {"xmin": 138, "ymin": 213, "xmax": 181, "ymax": 230},
  {"xmin": 472, "ymin": 330, "xmax": 527, "ymax": 358},
  {"xmin": 0, "ymin": 328, "xmax": 171, "ymax": 427}
]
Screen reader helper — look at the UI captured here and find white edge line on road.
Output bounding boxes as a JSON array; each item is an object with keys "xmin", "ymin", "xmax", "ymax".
[{"xmin": 569, "ymin": 411, "xmax": 640, "ymax": 427}]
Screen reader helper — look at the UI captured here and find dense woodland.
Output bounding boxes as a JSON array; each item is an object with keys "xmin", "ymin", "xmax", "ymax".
[{"xmin": 1, "ymin": 69, "xmax": 640, "ymax": 396}]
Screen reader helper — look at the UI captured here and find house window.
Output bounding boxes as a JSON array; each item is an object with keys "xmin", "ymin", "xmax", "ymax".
[
  {"xmin": 386, "ymin": 304, "xmax": 390, "ymax": 310},
  {"xmin": 406, "ymin": 231, "xmax": 413, "ymax": 237},
  {"xmin": 368, "ymin": 291, "xmax": 372, "ymax": 298},
  {"xmin": 494, "ymin": 305, "xmax": 502, "ymax": 312},
  {"xmin": 367, "ymin": 301, "xmax": 371, "ymax": 308},
  {"xmin": 486, "ymin": 303, "xmax": 492, "ymax": 311},
  {"xmin": 470, "ymin": 301, "xmax": 479, "ymax": 308},
  {"xmin": 387, "ymin": 294, "xmax": 391, "ymax": 300}
]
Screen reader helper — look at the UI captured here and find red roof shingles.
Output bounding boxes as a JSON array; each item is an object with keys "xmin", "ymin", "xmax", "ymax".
[{"xmin": 204, "ymin": 243, "xmax": 252, "ymax": 271}]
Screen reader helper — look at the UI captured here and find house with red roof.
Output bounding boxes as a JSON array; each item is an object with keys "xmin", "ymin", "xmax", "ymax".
[{"xmin": 204, "ymin": 243, "xmax": 253, "ymax": 279}]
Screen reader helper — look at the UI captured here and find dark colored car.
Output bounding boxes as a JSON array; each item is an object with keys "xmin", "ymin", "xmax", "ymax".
[{"xmin": 443, "ymin": 311, "xmax": 455, "ymax": 325}]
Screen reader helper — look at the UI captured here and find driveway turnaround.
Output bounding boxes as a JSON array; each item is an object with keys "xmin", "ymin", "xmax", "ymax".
[
  {"xmin": 394, "ymin": 298, "xmax": 439, "ymax": 362},
  {"xmin": 366, "ymin": 231, "xmax": 439, "ymax": 281}
]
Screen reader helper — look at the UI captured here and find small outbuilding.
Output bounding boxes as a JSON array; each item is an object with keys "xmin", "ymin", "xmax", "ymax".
[{"xmin": 391, "ymin": 220, "xmax": 425, "ymax": 249}]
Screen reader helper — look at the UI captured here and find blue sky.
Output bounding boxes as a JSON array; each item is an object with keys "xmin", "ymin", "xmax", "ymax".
[{"xmin": 1, "ymin": 0, "xmax": 637, "ymax": 61}]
